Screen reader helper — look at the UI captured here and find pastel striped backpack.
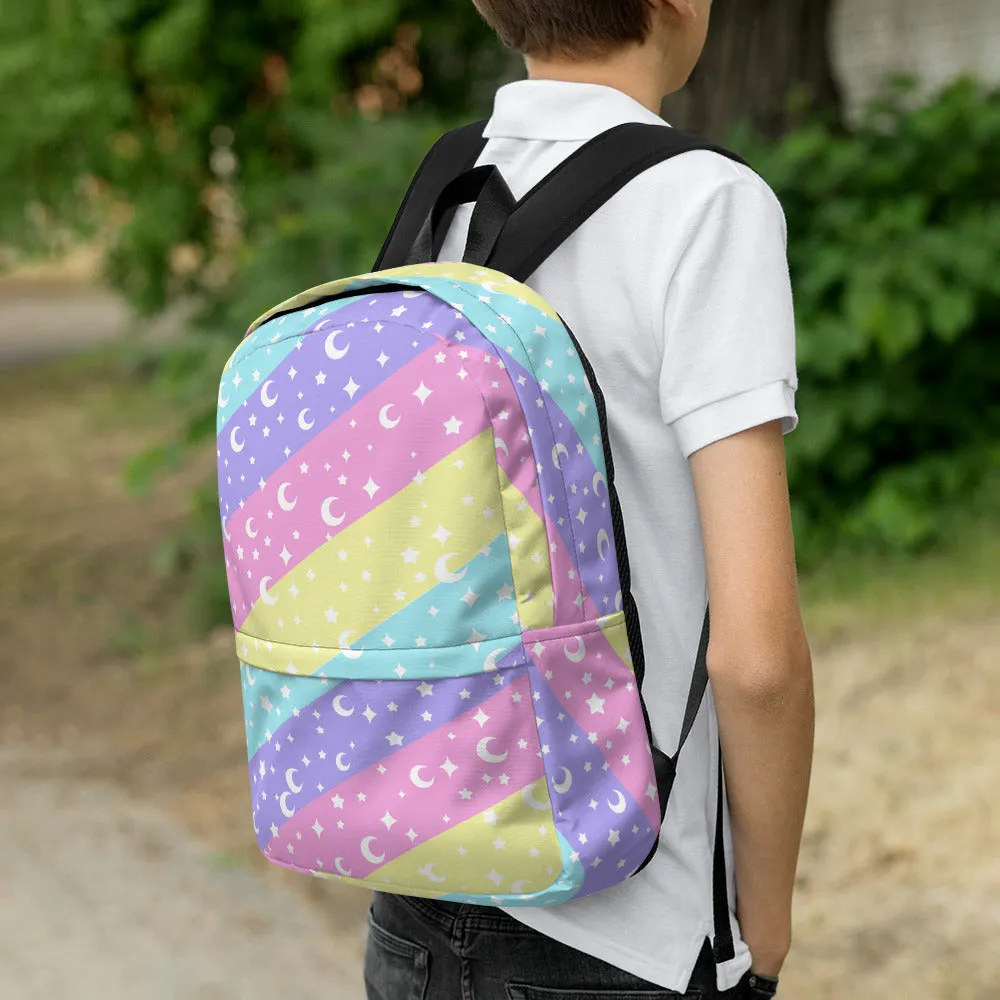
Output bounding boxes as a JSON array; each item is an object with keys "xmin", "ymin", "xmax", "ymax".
[{"xmin": 217, "ymin": 123, "xmax": 737, "ymax": 906}]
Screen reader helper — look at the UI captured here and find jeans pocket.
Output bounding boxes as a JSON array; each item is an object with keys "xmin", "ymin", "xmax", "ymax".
[{"xmin": 364, "ymin": 911, "xmax": 430, "ymax": 1000}]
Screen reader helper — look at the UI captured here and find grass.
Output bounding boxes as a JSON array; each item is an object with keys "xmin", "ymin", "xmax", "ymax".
[{"xmin": 799, "ymin": 517, "xmax": 999, "ymax": 646}]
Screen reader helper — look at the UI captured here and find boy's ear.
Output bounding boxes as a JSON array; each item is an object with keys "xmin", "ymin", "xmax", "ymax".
[{"xmin": 651, "ymin": 0, "xmax": 699, "ymax": 20}]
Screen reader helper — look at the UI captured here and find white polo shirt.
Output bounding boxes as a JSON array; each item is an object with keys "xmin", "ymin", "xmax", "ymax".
[{"xmin": 440, "ymin": 80, "xmax": 798, "ymax": 993}]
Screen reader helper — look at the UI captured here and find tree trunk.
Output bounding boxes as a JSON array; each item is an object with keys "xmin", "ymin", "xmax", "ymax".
[{"xmin": 661, "ymin": 0, "xmax": 842, "ymax": 141}]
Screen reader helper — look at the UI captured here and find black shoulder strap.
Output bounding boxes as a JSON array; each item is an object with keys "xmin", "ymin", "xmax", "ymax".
[
  {"xmin": 677, "ymin": 606, "xmax": 710, "ymax": 758},
  {"xmin": 373, "ymin": 120, "xmax": 489, "ymax": 271},
  {"xmin": 486, "ymin": 123, "xmax": 747, "ymax": 283}
]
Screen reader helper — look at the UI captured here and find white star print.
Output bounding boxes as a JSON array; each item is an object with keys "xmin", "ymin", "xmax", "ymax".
[
  {"xmin": 443, "ymin": 416, "xmax": 463, "ymax": 435},
  {"xmin": 440, "ymin": 757, "xmax": 458, "ymax": 777},
  {"xmin": 431, "ymin": 524, "xmax": 452, "ymax": 545},
  {"xmin": 363, "ymin": 477, "xmax": 380, "ymax": 499},
  {"xmin": 343, "ymin": 377, "xmax": 360, "ymax": 399},
  {"xmin": 413, "ymin": 381, "xmax": 433, "ymax": 404}
]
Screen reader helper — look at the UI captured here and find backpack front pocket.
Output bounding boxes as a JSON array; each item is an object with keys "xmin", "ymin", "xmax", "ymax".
[{"xmin": 242, "ymin": 657, "xmax": 573, "ymax": 901}]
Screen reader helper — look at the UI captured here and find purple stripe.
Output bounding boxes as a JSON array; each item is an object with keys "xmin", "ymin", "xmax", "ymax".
[
  {"xmin": 248, "ymin": 668, "xmax": 502, "ymax": 845},
  {"xmin": 218, "ymin": 291, "xmax": 452, "ymax": 520},
  {"xmin": 528, "ymin": 665, "xmax": 657, "ymax": 894},
  {"xmin": 460, "ymin": 323, "xmax": 622, "ymax": 618}
]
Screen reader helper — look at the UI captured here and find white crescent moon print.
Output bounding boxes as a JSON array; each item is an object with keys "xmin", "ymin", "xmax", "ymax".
[
  {"xmin": 552, "ymin": 443, "xmax": 569, "ymax": 469},
  {"xmin": 434, "ymin": 554, "xmax": 467, "ymax": 585},
  {"xmin": 553, "ymin": 767, "xmax": 573, "ymax": 794},
  {"xmin": 277, "ymin": 482, "xmax": 297, "ymax": 511},
  {"xmin": 521, "ymin": 781, "xmax": 549, "ymax": 811},
  {"xmin": 476, "ymin": 737, "xmax": 508, "ymax": 764},
  {"xmin": 297, "ymin": 407, "xmax": 314, "ymax": 431},
  {"xmin": 230, "ymin": 425, "xmax": 245, "ymax": 453},
  {"xmin": 483, "ymin": 647, "xmax": 507, "ymax": 672},
  {"xmin": 379, "ymin": 404, "xmax": 400, "ymax": 430},
  {"xmin": 285, "ymin": 768, "xmax": 303, "ymax": 794},
  {"xmin": 260, "ymin": 380, "xmax": 278, "ymax": 407},
  {"xmin": 597, "ymin": 529, "xmax": 611, "ymax": 561},
  {"xmin": 325, "ymin": 330, "xmax": 350, "ymax": 360},
  {"xmin": 409, "ymin": 765, "xmax": 436, "ymax": 789},
  {"xmin": 320, "ymin": 497, "xmax": 346, "ymax": 527},
  {"xmin": 332, "ymin": 694, "xmax": 354, "ymax": 717},
  {"xmin": 360, "ymin": 836, "xmax": 385, "ymax": 865},
  {"xmin": 338, "ymin": 631, "xmax": 364, "ymax": 660},
  {"xmin": 258, "ymin": 577, "xmax": 278, "ymax": 606},
  {"xmin": 608, "ymin": 790, "xmax": 627, "ymax": 814},
  {"xmin": 564, "ymin": 636, "xmax": 586, "ymax": 663}
]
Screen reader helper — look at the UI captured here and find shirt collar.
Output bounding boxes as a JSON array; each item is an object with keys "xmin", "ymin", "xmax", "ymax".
[{"xmin": 483, "ymin": 80, "xmax": 668, "ymax": 141}]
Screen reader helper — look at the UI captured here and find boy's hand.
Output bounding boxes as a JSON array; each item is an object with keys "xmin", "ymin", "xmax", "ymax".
[{"xmin": 689, "ymin": 420, "xmax": 814, "ymax": 987}]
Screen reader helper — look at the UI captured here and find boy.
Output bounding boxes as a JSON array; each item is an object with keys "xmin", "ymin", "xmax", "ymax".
[{"xmin": 364, "ymin": 1, "xmax": 814, "ymax": 997}]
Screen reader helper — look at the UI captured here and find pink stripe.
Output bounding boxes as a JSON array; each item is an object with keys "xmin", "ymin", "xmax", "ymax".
[
  {"xmin": 265, "ymin": 674, "xmax": 546, "ymax": 877},
  {"xmin": 525, "ymin": 628, "xmax": 660, "ymax": 827},
  {"xmin": 228, "ymin": 343, "xmax": 493, "ymax": 628}
]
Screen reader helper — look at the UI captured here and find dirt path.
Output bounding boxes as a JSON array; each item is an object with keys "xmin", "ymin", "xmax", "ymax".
[
  {"xmin": 0, "ymin": 281, "xmax": 127, "ymax": 367},
  {"xmin": 0, "ymin": 748, "xmax": 367, "ymax": 1000}
]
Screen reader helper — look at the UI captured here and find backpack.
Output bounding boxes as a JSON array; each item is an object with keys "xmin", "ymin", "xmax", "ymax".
[{"xmin": 217, "ymin": 122, "xmax": 742, "ymax": 910}]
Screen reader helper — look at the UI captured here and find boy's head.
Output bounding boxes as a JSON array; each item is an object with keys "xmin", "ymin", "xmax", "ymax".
[{"xmin": 473, "ymin": 0, "xmax": 710, "ymax": 98}]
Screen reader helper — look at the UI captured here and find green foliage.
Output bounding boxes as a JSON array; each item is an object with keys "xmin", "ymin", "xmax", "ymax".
[
  {"xmin": 0, "ymin": 0, "xmax": 508, "ymax": 622},
  {"xmin": 740, "ymin": 79, "xmax": 1000, "ymax": 565}
]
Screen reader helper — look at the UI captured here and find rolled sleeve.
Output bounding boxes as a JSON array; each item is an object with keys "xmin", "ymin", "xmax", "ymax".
[
  {"xmin": 671, "ymin": 379, "xmax": 798, "ymax": 458},
  {"xmin": 659, "ymin": 171, "xmax": 799, "ymax": 459}
]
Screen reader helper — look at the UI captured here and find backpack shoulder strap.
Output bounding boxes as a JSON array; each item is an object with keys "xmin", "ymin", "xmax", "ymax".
[
  {"xmin": 373, "ymin": 120, "xmax": 489, "ymax": 271},
  {"xmin": 486, "ymin": 123, "xmax": 747, "ymax": 283}
]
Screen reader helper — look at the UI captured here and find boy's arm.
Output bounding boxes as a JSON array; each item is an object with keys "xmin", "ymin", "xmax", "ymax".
[{"xmin": 689, "ymin": 419, "xmax": 814, "ymax": 978}]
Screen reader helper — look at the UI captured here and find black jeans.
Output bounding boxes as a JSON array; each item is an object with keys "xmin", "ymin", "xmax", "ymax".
[{"xmin": 364, "ymin": 892, "xmax": 753, "ymax": 1000}]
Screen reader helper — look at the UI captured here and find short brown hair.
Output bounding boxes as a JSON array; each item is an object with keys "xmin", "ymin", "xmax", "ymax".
[{"xmin": 473, "ymin": 0, "xmax": 651, "ymax": 58}]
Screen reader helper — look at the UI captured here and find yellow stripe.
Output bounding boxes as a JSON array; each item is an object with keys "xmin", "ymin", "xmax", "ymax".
[
  {"xmin": 434, "ymin": 262, "xmax": 560, "ymax": 321},
  {"xmin": 497, "ymin": 465, "xmax": 553, "ymax": 631},
  {"xmin": 601, "ymin": 613, "xmax": 634, "ymax": 671},
  {"xmin": 238, "ymin": 431, "xmax": 502, "ymax": 675},
  {"xmin": 365, "ymin": 780, "xmax": 561, "ymax": 897},
  {"xmin": 249, "ymin": 263, "xmax": 558, "ymax": 335}
]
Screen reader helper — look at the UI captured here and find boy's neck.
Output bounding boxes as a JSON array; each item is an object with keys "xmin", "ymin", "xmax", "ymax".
[{"xmin": 524, "ymin": 47, "xmax": 670, "ymax": 115}]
